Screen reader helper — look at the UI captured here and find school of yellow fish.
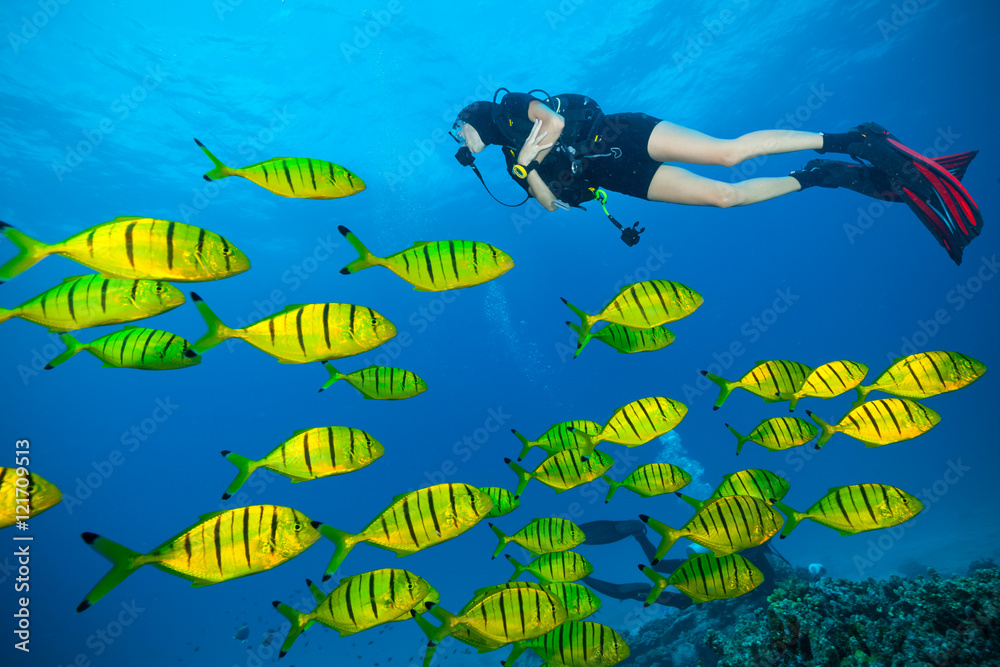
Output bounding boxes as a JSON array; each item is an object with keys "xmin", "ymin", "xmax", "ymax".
[{"xmin": 0, "ymin": 142, "xmax": 988, "ymax": 667}]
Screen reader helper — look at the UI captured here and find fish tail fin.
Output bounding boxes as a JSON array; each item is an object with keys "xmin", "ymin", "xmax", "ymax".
[
  {"xmin": 0, "ymin": 222, "xmax": 51, "ymax": 283},
  {"xmin": 565, "ymin": 321, "xmax": 594, "ymax": 358},
  {"xmin": 193, "ymin": 138, "xmax": 234, "ymax": 181},
  {"xmin": 219, "ymin": 450, "xmax": 261, "ymax": 500},
  {"xmin": 319, "ymin": 361, "xmax": 344, "ymax": 392},
  {"xmin": 725, "ymin": 423, "xmax": 751, "ymax": 455},
  {"xmin": 773, "ymin": 501, "xmax": 804, "ymax": 538},
  {"xmin": 337, "ymin": 225, "xmax": 382, "ymax": 274},
  {"xmin": 852, "ymin": 383, "xmax": 872, "ymax": 409},
  {"xmin": 510, "ymin": 429, "xmax": 533, "ymax": 461},
  {"xmin": 637, "ymin": 563, "xmax": 670, "ymax": 607},
  {"xmin": 304, "ymin": 577, "xmax": 325, "ymax": 604},
  {"xmin": 312, "ymin": 521, "xmax": 358, "ymax": 582},
  {"xmin": 0, "ymin": 307, "xmax": 13, "ymax": 325},
  {"xmin": 560, "ymin": 298, "xmax": 596, "ymax": 351},
  {"xmin": 504, "ymin": 554, "xmax": 528, "ymax": 581},
  {"xmin": 190, "ymin": 292, "xmax": 236, "ymax": 353},
  {"xmin": 601, "ymin": 475, "xmax": 620, "ymax": 503},
  {"xmin": 700, "ymin": 370, "xmax": 735, "ymax": 411},
  {"xmin": 76, "ymin": 532, "xmax": 145, "ymax": 612},
  {"xmin": 45, "ymin": 333, "xmax": 85, "ymax": 370},
  {"xmin": 272, "ymin": 601, "xmax": 310, "ymax": 658},
  {"xmin": 416, "ymin": 602, "xmax": 456, "ymax": 666},
  {"xmin": 676, "ymin": 493, "xmax": 703, "ymax": 511},
  {"xmin": 504, "ymin": 457, "xmax": 532, "ymax": 499},
  {"xmin": 639, "ymin": 514, "xmax": 680, "ymax": 566},
  {"xmin": 488, "ymin": 522, "xmax": 511, "ymax": 559},
  {"xmin": 805, "ymin": 410, "xmax": 836, "ymax": 449}
]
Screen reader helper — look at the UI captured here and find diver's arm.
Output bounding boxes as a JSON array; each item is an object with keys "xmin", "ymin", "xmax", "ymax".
[
  {"xmin": 525, "ymin": 100, "xmax": 564, "ymax": 165},
  {"xmin": 526, "ymin": 173, "xmax": 559, "ymax": 212},
  {"xmin": 517, "ymin": 118, "xmax": 560, "ymax": 212}
]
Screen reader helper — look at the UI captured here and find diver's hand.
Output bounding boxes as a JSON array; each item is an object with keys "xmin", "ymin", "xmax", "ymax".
[{"xmin": 518, "ymin": 119, "xmax": 554, "ymax": 165}]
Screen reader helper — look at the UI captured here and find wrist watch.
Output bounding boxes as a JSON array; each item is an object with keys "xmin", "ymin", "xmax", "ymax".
[{"xmin": 512, "ymin": 160, "xmax": 540, "ymax": 180}]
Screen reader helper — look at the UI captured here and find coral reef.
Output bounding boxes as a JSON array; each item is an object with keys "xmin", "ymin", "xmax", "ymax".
[{"xmin": 620, "ymin": 565, "xmax": 1000, "ymax": 667}]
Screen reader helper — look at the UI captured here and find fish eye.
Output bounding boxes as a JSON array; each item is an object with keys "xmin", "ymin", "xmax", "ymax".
[
  {"xmin": 293, "ymin": 522, "xmax": 303, "ymax": 531},
  {"xmin": 154, "ymin": 284, "xmax": 164, "ymax": 292},
  {"xmin": 901, "ymin": 496, "xmax": 909, "ymax": 504},
  {"xmin": 371, "ymin": 318, "xmax": 378, "ymax": 326}
]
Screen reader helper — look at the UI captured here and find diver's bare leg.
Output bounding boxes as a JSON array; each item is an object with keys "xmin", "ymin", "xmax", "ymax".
[
  {"xmin": 645, "ymin": 164, "xmax": 801, "ymax": 206},
  {"xmin": 646, "ymin": 121, "xmax": 823, "ymax": 167}
]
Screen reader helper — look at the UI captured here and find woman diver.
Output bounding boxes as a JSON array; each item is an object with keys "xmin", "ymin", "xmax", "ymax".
[{"xmin": 451, "ymin": 89, "xmax": 982, "ymax": 263}]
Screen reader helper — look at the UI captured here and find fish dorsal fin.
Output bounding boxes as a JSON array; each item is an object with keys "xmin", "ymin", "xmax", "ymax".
[
  {"xmin": 291, "ymin": 428, "xmax": 316, "ymax": 436},
  {"xmin": 61, "ymin": 274, "xmax": 94, "ymax": 283},
  {"xmin": 109, "ymin": 216, "xmax": 148, "ymax": 223},
  {"xmin": 197, "ymin": 510, "xmax": 229, "ymax": 521},
  {"xmin": 279, "ymin": 304, "xmax": 308, "ymax": 313},
  {"xmin": 409, "ymin": 241, "xmax": 435, "ymax": 247},
  {"xmin": 826, "ymin": 486, "xmax": 845, "ymax": 494}
]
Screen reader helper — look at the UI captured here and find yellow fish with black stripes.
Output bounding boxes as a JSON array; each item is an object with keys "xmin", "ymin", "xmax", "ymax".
[
  {"xmin": 774, "ymin": 483, "xmax": 923, "ymax": 537},
  {"xmin": 504, "ymin": 620, "xmax": 630, "ymax": 667},
  {"xmin": 639, "ymin": 553, "xmax": 763, "ymax": 605},
  {"xmin": 76, "ymin": 505, "xmax": 320, "ymax": 611},
  {"xmin": 219, "ymin": 426, "xmax": 384, "ymax": 499},
  {"xmin": 0, "ymin": 275, "xmax": 185, "ymax": 332},
  {"xmin": 0, "ymin": 468, "xmax": 62, "ymax": 529},
  {"xmin": 853, "ymin": 351, "xmax": 987, "ymax": 408},
  {"xmin": 726, "ymin": 416, "xmax": 819, "ymax": 455},
  {"xmin": 573, "ymin": 396, "xmax": 687, "ymax": 457},
  {"xmin": 319, "ymin": 362, "xmax": 427, "ymax": 399},
  {"xmin": 194, "ymin": 138, "xmax": 365, "ymax": 199},
  {"xmin": 190, "ymin": 293, "xmax": 396, "ymax": 363},
  {"xmin": 808, "ymin": 398, "xmax": 940, "ymax": 449},
  {"xmin": 641, "ymin": 495, "xmax": 783, "ymax": 564},
  {"xmin": 338, "ymin": 226, "xmax": 514, "ymax": 292},
  {"xmin": 777, "ymin": 360, "xmax": 869, "ymax": 412},
  {"xmin": 702, "ymin": 359, "xmax": 813, "ymax": 410},
  {"xmin": 45, "ymin": 327, "xmax": 200, "ymax": 371},
  {"xmin": 510, "ymin": 420, "xmax": 602, "ymax": 461},
  {"xmin": 312, "ymin": 483, "xmax": 494, "ymax": 581},
  {"xmin": 506, "ymin": 550, "xmax": 594, "ymax": 584},
  {"xmin": 0, "ymin": 218, "xmax": 249, "ymax": 284}
]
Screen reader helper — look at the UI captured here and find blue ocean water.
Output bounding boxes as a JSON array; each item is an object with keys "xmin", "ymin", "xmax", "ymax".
[{"xmin": 1, "ymin": 0, "xmax": 997, "ymax": 665}]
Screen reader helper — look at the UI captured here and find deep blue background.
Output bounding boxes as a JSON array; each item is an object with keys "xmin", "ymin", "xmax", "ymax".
[{"xmin": 1, "ymin": 1, "xmax": 998, "ymax": 665}]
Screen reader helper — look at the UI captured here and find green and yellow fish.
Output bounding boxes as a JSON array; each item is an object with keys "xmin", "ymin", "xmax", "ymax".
[
  {"xmin": 273, "ymin": 570, "xmax": 438, "ymax": 657},
  {"xmin": 195, "ymin": 138, "xmax": 365, "ymax": 199},
  {"xmin": 505, "ymin": 620, "xmax": 630, "ymax": 667},
  {"xmin": 489, "ymin": 518, "xmax": 586, "ymax": 559},
  {"xmin": 511, "ymin": 420, "xmax": 602, "ymax": 461},
  {"xmin": 853, "ymin": 351, "xmax": 987, "ymax": 408},
  {"xmin": 603, "ymin": 463, "xmax": 692, "ymax": 503},
  {"xmin": 506, "ymin": 551, "xmax": 594, "ymax": 584},
  {"xmin": 565, "ymin": 321, "xmax": 675, "ymax": 358},
  {"xmin": 0, "ymin": 218, "xmax": 249, "ymax": 284},
  {"xmin": 0, "ymin": 275, "xmax": 185, "ymax": 332},
  {"xmin": 576, "ymin": 396, "xmax": 687, "ymax": 456},
  {"xmin": 641, "ymin": 495, "xmax": 783, "ymax": 564},
  {"xmin": 702, "ymin": 360, "xmax": 814, "ymax": 410},
  {"xmin": 45, "ymin": 327, "xmax": 200, "ymax": 371},
  {"xmin": 219, "ymin": 426, "xmax": 384, "ymax": 499},
  {"xmin": 505, "ymin": 450, "xmax": 614, "ymax": 499},
  {"xmin": 541, "ymin": 583, "xmax": 602, "ymax": 622},
  {"xmin": 77, "ymin": 505, "xmax": 320, "ymax": 611},
  {"xmin": 480, "ymin": 487, "xmax": 520, "ymax": 518},
  {"xmin": 319, "ymin": 361, "xmax": 427, "ymax": 399},
  {"xmin": 0, "ymin": 468, "xmax": 62, "ymax": 529},
  {"xmin": 808, "ymin": 398, "xmax": 940, "ymax": 450},
  {"xmin": 562, "ymin": 279, "xmax": 703, "ymax": 351},
  {"xmin": 638, "ymin": 553, "xmax": 763, "ymax": 605},
  {"xmin": 313, "ymin": 483, "xmax": 494, "ymax": 581},
  {"xmin": 678, "ymin": 469, "xmax": 790, "ymax": 511},
  {"xmin": 338, "ymin": 226, "xmax": 514, "ymax": 292},
  {"xmin": 775, "ymin": 484, "xmax": 923, "ymax": 538},
  {"xmin": 726, "ymin": 417, "xmax": 819, "ymax": 455},
  {"xmin": 414, "ymin": 588, "xmax": 567, "ymax": 667},
  {"xmin": 778, "ymin": 360, "xmax": 869, "ymax": 412},
  {"xmin": 190, "ymin": 293, "xmax": 396, "ymax": 363}
]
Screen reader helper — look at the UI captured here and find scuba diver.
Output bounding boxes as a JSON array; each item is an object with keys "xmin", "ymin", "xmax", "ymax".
[
  {"xmin": 452, "ymin": 89, "xmax": 983, "ymax": 264},
  {"xmin": 576, "ymin": 519, "xmax": 786, "ymax": 608}
]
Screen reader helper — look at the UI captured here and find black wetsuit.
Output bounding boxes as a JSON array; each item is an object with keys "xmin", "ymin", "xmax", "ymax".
[{"xmin": 496, "ymin": 93, "xmax": 665, "ymax": 206}]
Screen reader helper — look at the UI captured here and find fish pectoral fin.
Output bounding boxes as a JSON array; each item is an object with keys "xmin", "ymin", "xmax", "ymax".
[{"xmin": 189, "ymin": 579, "xmax": 219, "ymax": 588}]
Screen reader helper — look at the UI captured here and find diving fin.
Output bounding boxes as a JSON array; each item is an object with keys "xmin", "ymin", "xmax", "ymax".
[{"xmin": 827, "ymin": 122, "xmax": 983, "ymax": 265}]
